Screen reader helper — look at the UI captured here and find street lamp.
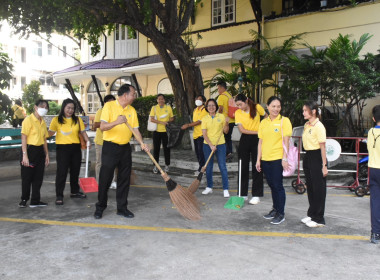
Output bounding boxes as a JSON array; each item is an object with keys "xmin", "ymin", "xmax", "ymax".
[{"xmin": 237, "ymin": 76, "xmax": 243, "ymax": 94}]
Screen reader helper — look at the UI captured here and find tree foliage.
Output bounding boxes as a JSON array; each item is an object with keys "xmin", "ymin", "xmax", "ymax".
[
  {"xmin": 22, "ymin": 81, "xmax": 43, "ymax": 114},
  {"xmin": 0, "ymin": 44, "xmax": 13, "ymax": 123}
]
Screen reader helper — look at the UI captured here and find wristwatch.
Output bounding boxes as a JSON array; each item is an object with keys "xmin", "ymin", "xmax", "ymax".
[{"xmin": 282, "ymin": 158, "xmax": 288, "ymax": 162}]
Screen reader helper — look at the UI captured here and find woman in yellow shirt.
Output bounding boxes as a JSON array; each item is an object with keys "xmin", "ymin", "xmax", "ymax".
[
  {"xmin": 181, "ymin": 95, "xmax": 208, "ymax": 176},
  {"xmin": 19, "ymin": 99, "xmax": 49, "ymax": 208},
  {"xmin": 149, "ymin": 94, "xmax": 174, "ymax": 173},
  {"xmin": 201, "ymin": 99, "xmax": 230, "ymax": 198},
  {"xmin": 234, "ymin": 94, "xmax": 267, "ymax": 205},
  {"xmin": 49, "ymin": 98, "xmax": 90, "ymax": 205},
  {"xmin": 256, "ymin": 96, "xmax": 292, "ymax": 225},
  {"xmin": 12, "ymin": 99, "xmax": 27, "ymax": 128},
  {"xmin": 301, "ymin": 101, "xmax": 328, "ymax": 228}
]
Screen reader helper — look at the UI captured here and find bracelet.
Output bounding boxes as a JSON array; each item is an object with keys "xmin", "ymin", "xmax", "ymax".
[
  {"xmin": 22, "ymin": 151, "xmax": 26, "ymax": 154},
  {"xmin": 282, "ymin": 158, "xmax": 288, "ymax": 162}
]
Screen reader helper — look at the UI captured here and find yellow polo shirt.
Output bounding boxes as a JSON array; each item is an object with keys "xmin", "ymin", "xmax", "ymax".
[
  {"xmin": 302, "ymin": 118, "xmax": 326, "ymax": 151},
  {"xmin": 235, "ymin": 104, "xmax": 265, "ymax": 132},
  {"xmin": 21, "ymin": 113, "xmax": 48, "ymax": 146},
  {"xmin": 94, "ymin": 108, "xmax": 104, "ymax": 146},
  {"xmin": 149, "ymin": 104, "xmax": 173, "ymax": 132},
  {"xmin": 258, "ymin": 115, "xmax": 292, "ymax": 161},
  {"xmin": 192, "ymin": 106, "xmax": 208, "ymax": 139},
  {"xmin": 367, "ymin": 127, "xmax": 380, "ymax": 169},
  {"xmin": 201, "ymin": 113, "xmax": 226, "ymax": 145},
  {"xmin": 217, "ymin": 91, "xmax": 235, "ymax": 123},
  {"xmin": 12, "ymin": 104, "xmax": 26, "ymax": 120},
  {"xmin": 49, "ymin": 116, "xmax": 85, "ymax": 145},
  {"xmin": 101, "ymin": 100, "xmax": 139, "ymax": 145}
]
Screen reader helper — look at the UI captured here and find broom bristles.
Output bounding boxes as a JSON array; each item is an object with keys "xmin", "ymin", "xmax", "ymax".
[
  {"xmin": 188, "ymin": 172, "xmax": 204, "ymax": 194},
  {"xmin": 169, "ymin": 184, "xmax": 201, "ymax": 220}
]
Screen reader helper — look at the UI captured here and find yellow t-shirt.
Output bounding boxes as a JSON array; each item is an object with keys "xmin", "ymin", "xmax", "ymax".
[
  {"xmin": 149, "ymin": 104, "xmax": 173, "ymax": 132},
  {"xmin": 367, "ymin": 127, "xmax": 380, "ymax": 169},
  {"xmin": 302, "ymin": 118, "xmax": 326, "ymax": 151},
  {"xmin": 94, "ymin": 108, "xmax": 103, "ymax": 146},
  {"xmin": 192, "ymin": 106, "xmax": 208, "ymax": 139},
  {"xmin": 101, "ymin": 100, "xmax": 139, "ymax": 145},
  {"xmin": 217, "ymin": 91, "xmax": 235, "ymax": 123},
  {"xmin": 49, "ymin": 116, "xmax": 85, "ymax": 145},
  {"xmin": 12, "ymin": 104, "xmax": 26, "ymax": 120},
  {"xmin": 201, "ymin": 113, "xmax": 226, "ymax": 145},
  {"xmin": 258, "ymin": 115, "xmax": 292, "ymax": 161},
  {"xmin": 21, "ymin": 113, "xmax": 48, "ymax": 146},
  {"xmin": 235, "ymin": 104, "xmax": 265, "ymax": 132}
]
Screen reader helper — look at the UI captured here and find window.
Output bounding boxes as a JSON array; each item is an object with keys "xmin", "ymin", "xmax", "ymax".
[
  {"xmin": 212, "ymin": 0, "xmax": 235, "ymax": 26},
  {"xmin": 21, "ymin": 77, "xmax": 26, "ymax": 90},
  {"xmin": 33, "ymin": 41, "xmax": 42, "ymax": 56},
  {"xmin": 157, "ymin": 78, "xmax": 173, "ymax": 95},
  {"xmin": 87, "ymin": 78, "xmax": 106, "ymax": 113},
  {"xmin": 110, "ymin": 76, "xmax": 133, "ymax": 96},
  {"xmin": 48, "ymin": 44, "xmax": 52, "ymax": 55},
  {"xmin": 114, "ymin": 24, "xmax": 138, "ymax": 59},
  {"xmin": 21, "ymin": 47, "xmax": 26, "ymax": 63}
]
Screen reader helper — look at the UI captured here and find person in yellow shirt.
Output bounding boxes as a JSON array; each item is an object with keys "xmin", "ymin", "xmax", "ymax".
[
  {"xmin": 94, "ymin": 95, "xmax": 116, "ymax": 187},
  {"xmin": 94, "ymin": 84, "xmax": 149, "ymax": 220},
  {"xmin": 12, "ymin": 99, "xmax": 27, "ymax": 128},
  {"xmin": 301, "ymin": 101, "xmax": 328, "ymax": 228},
  {"xmin": 201, "ymin": 99, "xmax": 230, "ymax": 198},
  {"xmin": 19, "ymin": 99, "xmax": 49, "ymax": 208},
  {"xmin": 367, "ymin": 105, "xmax": 380, "ymax": 244},
  {"xmin": 256, "ymin": 96, "xmax": 292, "ymax": 225},
  {"xmin": 216, "ymin": 81, "xmax": 235, "ymax": 159},
  {"xmin": 181, "ymin": 95, "xmax": 208, "ymax": 176},
  {"xmin": 234, "ymin": 94, "xmax": 267, "ymax": 205},
  {"xmin": 49, "ymin": 98, "xmax": 90, "ymax": 205},
  {"xmin": 149, "ymin": 94, "xmax": 174, "ymax": 173}
]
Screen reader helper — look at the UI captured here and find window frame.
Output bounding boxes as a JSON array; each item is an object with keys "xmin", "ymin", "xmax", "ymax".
[{"xmin": 211, "ymin": 0, "xmax": 235, "ymax": 27}]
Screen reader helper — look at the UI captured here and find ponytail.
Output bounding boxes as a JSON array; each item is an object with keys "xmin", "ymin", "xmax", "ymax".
[{"xmin": 235, "ymin": 93, "xmax": 257, "ymax": 120}]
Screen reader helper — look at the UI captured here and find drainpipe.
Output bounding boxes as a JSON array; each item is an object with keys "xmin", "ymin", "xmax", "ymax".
[{"xmin": 102, "ymin": 32, "xmax": 107, "ymax": 60}]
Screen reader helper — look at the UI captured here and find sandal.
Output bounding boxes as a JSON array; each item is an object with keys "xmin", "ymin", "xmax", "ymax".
[
  {"xmin": 55, "ymin": 200, "xmax": 64, "ymax": 205},
  {"xmin": 70, "ymin": 192, "xmax": 87, "ymax": 199}
]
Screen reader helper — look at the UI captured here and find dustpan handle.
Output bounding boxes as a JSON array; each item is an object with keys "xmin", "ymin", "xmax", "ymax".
[
  {"xmin": 85, "ymin": 145, "xmax": 89, "ymax": 178},
  {"xmin": 238, "ymin": 159, "xmax": 241, "ymax": 197}
]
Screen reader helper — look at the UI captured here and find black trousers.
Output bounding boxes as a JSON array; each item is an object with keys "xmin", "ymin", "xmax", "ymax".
[
  {"xmin": 237, "ymin": 134, "xmax": 263, "ymax": 197},
  {"xmin": 20, "ymin": 145, "xmax": 46, "ymax": 203},
  {"xmin": 303, "ymin": 149, "xmax": 327, "ymax": 224},
  {"xmin": 96, "ymin": 141, "xmax": 132, "ymax": 212},
  {"xmin": 224, "ymin": 123, "xmax": 235, "ymax": 155},
  {"xmin": 194, "ymin": 136, "xmax": 205, "ymax": 172},
  {"xmin": 153, "ymin": 131, "xmax": 170, "ymax": 166},
  {"xmin": 55, "ymin": 144, "xmax": 81, "ymax": 200}
]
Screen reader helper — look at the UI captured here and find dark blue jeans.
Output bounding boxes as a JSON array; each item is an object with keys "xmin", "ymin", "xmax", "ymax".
[
  {"xmin": 203, "ymin": 143, "xmax": 229, "ymax": 190},
  {"xmin": 194, "ymin": 137, "xmax": 205, "ymax": 172},
  {"xmin": 370, "ymin": 167, "xmax": 380, "ymax": 234},
  {"xmin": 261, "ymin": 159, "xmax": 286, "ymax": 215}
]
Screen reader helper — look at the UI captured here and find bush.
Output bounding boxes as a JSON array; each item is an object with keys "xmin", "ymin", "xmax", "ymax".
[{"xmin": 48, "ymin": 101, "xmax": 61, "ymax": 115}]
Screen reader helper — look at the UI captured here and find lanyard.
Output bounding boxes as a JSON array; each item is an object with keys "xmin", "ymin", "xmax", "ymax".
[{"xmin": 372, "ymin": 128, "xmax": 380, "ymax": 148}]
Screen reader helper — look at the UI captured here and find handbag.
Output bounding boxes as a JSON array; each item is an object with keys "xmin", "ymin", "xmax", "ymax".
[
  {"xmin": 281, "ymin": 117, "xmax": 298, "ymax": 177},
  {"xmin": 147, "ymin": 106, "xmax": 157, "ymax": 131}
]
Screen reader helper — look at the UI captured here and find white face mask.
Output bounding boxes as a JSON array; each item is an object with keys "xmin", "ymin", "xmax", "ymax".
[
  {"xmin": 37, "ymin": 108, "xmax": 48, "ymax": 117},
  {"xmin": 195, "ymin": 100, "xmax": 203, "ymax": 107}
]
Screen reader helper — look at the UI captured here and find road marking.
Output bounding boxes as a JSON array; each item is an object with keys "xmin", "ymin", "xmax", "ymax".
[{"xmin": 0, "ymin": 217, "xmax": 367, "ymax": 241}]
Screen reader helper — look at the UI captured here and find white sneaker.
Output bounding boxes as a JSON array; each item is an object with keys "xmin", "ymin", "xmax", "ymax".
[
  {"xmin": 202, "ymin": 187, "xmax": 213, "ymax": 195},
  {"xmin": 305, "ymin": 220, "xmax": 325, "ymax": 228},
  {"xmin": 110, "ymin": 182, "xmax": 117, "ymax": 189},
  {"xmin": 223, "ymin": 190, "xmax": 230, "ymax": 198},
  {"xmin": 301, "ymin": 216, "xmax": 312, "ymax": 224},
  {"xmin": 153, "ymin": 166, "xmax": 158, "ymax": 174},
  {"xmin": 249, "ymin": 197, "xmax": 260, "ymax": 205},
  {"xmin": 164, "ymin": 165, "xmax": 170, "ymax": 172},
  {"xmin": 242, "ymin": 196, "xmax": 248, "ymax": 201}
]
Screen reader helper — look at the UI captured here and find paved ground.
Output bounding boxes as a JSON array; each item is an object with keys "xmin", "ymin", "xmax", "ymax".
[{"xmin": 0, "ymin": 167, "xmax": 378, "ymax": 280}]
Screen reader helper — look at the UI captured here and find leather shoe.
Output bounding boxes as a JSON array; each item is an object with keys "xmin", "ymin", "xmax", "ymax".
[
  {"xmin": 94, "ymin": 209, "xmax": 103, "ymax": 219},
  {"xmin": 117, "ymin": 209, "xmax": 134, "ymax": 218}
]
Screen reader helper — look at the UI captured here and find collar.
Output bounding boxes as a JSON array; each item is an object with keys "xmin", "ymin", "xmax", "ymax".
[
  {"xmin": 268, "ymin": 114, "xmax": 282, "ymax": 121},
  {"xmin": 307, "ymin": 118, "xmax": 319, "ymax": 126},
  {"xmin": 375, "ymin": 125, "xmax": 380, "ymax": 129},
  {"xmin": 196, "ymin": 105, "xmax": 204, "ymax": 111},
  {"xmin": 116, "ymin": 99, "xmax": 129, "ymax": 110},
  {"xmin": 31, "ymin": 113, "xmax": 43, "ymax": 124}
]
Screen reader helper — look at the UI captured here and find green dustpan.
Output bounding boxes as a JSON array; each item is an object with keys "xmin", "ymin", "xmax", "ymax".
[{"xmin": 224, "ymin": 159, "xmax": 245, "ymax": 210}]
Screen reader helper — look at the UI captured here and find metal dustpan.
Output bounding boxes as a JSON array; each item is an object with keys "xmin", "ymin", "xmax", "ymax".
[
  {"xmin": 79, "ymin": 145, "xmax": 98, "ymax": 193},
  {"xmin": 224, "ymin": 159, "xmax": 245, "ymax": 210}
]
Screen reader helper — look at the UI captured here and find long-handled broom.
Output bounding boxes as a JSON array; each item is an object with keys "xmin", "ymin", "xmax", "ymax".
[
  {"xmin": 188, "ymin": 132, "xmax": 224, "ymax": 194},
  {"xmin": 124, "ymin": 120, "xmax": 201, "ymax": 220}
]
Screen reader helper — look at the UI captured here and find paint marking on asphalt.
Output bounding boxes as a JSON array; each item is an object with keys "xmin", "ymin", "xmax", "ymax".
[{"xmin": 0, "ymin": 217, "xmax": 367, "ymax": 241}]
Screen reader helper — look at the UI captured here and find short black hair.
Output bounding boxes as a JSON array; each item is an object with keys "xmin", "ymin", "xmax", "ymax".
[
  {"xmin": 267, "ymin": 96, "xmax": 282, "ymax": 106},
  {"xmin": 35, "ymin": 99, "xmax": 49, "ymax": 110},
  {"xmin": 157, "ymin": 93, "xmax": 165, "ymax": 100},
  {"xmin": 104, "ymin": 95, "xmax": 116, "ymax": 103},
  {"xmin": 204, "ymin": 98, "xmax": 218, "ymax": 113},
  {"xmin": 217, "ymin": 81, "xmax": 227, "ymax": 89},
  {"xmin": 15, "ymin": 99, "xmax": 22, "ymax": 106},
  {"xmin": 196, "ymin": 94, "xmax": 206, "ymax": 103},
  {"xmin": 117, "ymin": 84, "xmax": 134, "ymax": 96},
  {"xmin": 372, "ymin": 105, "xmax": 380, "ymax": 123}
]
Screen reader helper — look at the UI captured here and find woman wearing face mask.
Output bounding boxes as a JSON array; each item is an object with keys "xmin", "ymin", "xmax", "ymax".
[
  {"xmin": 48, "ymin": 98, "xmax": 90, "ymax": 205},
  {"xmin": 181, "ymin": 95, "xmax": 208, "ymax": 176},
  {"xmin": 149, "ymin": 94, "xmax": 174, "ymax": 173},
  {"xmin": 256, "ymin": 96, "xmax": 292, "ymax": 225},
  {"xmin": 19, "ymin": 99, "xmax": 50, "ymax": 208},
  {"xmin": 301, "ymin": 101, "xmax": 328, "ymax": 228},
  {"xmin": 234, "ymin": 94, "xmax": 267, "ymax": 204}
]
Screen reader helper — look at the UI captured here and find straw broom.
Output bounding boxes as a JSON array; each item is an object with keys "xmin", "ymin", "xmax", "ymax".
[
  {"xmin": 188, "ymin": 132, "xmax": 224, "ymax": 194},
  {"xmin": 124, "ymin": 120, "xmax": 201, "ymax": 220}
]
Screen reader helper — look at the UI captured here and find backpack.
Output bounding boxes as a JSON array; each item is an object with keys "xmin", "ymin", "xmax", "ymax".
[
  {"xmin": 221, "ymin": 93, "xmax": 238, "ymax": 118},
  {"xmin": 281, "ymin": 117, "xmax": 298, "ymax": 177}
]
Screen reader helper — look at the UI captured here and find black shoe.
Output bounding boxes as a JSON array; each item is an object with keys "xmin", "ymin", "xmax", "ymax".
[
  {"xmin": 18, "ymin": 200, "xmax": 27, "ymax": 208},
  {"xmin": 263, "ymin": 209, "xmax": 277, "ymax": 219},
  {"xmin": 70, "ymin": 192, "xmax": 87, "ymax": 198},
  {"xmin": 94, "ymin": 209, "xmax": 103, "ymax": 219},
  {"xmin": 271, "ymin": 213, "xmax": 285, "ymax": 225},
  {"xmin": 29, "ymin": 201, "xmax": 48, "ymax": 208},
  {"xmin": 117, "ymin": 209, "xmax": 134, "ymax": 218},
  {"xmin": 370, "ymin": 232, "xmax": 380, "ymax": 244}
]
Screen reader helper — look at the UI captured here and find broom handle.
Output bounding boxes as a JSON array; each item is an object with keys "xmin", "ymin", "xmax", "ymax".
[
  {"xmin": 202, "ymin": 132, "xmax": 224, "ymax": 171},
  {"xmin": 124, "ymin": 121, "xmax": 165, "ymax": 175}
]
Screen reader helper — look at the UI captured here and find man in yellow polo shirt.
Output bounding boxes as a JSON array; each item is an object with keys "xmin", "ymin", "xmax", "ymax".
[
  {"xmin": 216, "ymin": 81, "xmax": 235, "ymax": 159},
  {"xmin": 94, "ymin": 84, "xmax": 148, "ymax": 219}
]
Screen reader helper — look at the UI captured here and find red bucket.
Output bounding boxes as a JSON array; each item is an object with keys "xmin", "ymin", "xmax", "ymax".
[{"xmin": 79, "ymin": 177, "xmax": 98, "ymax": 193}]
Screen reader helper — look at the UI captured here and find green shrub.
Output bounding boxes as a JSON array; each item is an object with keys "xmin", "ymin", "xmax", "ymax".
[{"xmin": 48, "ymin": 101, "xmax": 61, "ymax": 115}]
